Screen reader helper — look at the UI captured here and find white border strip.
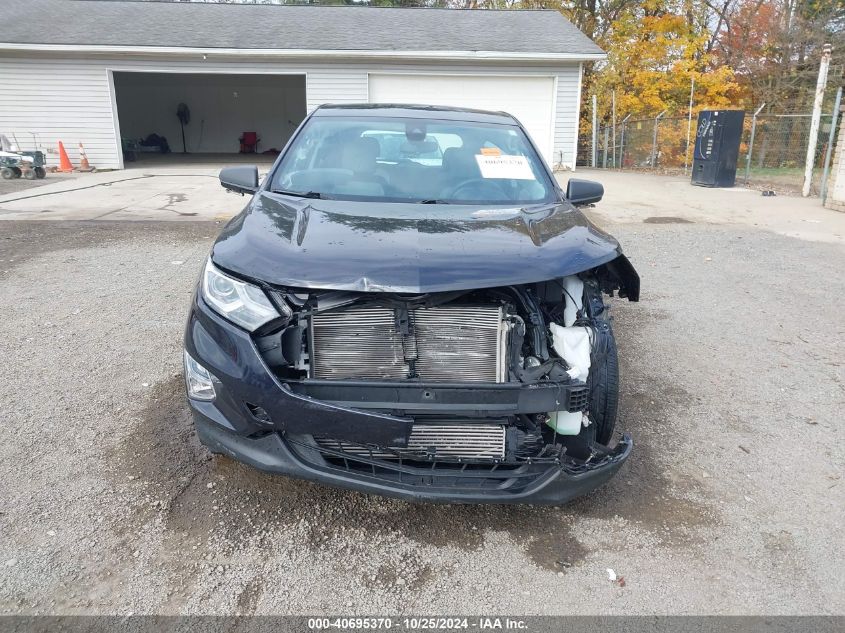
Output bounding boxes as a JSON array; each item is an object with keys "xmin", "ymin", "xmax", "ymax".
[{"xmin": 0, "ymin": 42, "xmax": 606, "ymax": 62}]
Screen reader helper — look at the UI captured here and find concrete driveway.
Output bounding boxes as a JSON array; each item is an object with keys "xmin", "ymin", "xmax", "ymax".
[
  {"xmin": 569, "ymin": 169, "xmax": 845, "ymax": 245},
  {"xmin": 0, "ymin": 157, "xmax": 275, "ymax": 222},
  {"xmin": 2, "ymin": 164, "xmax": 845, "ymax": 243},
  {"xmin": 1, "ymin": 169, "xmax": 843, "ymax": 616}
]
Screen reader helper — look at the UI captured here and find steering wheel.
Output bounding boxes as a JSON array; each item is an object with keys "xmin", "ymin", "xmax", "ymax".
[{"xmin": 444, "ymin": 178, "xmax": 508, "ymax": 201}]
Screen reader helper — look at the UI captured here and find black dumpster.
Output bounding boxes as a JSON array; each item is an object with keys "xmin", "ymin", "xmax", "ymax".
[{"xmin": 691, "ymin": 110, "xmax": 745, "ymax": 187}]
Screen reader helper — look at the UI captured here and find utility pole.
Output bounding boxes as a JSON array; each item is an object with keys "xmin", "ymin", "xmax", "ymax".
[
  {"xmin": 619, "ymin": 113, "xmax": 632, "ymax": 170},
  {"xmin": 651, "ymin": 110, "xmax": 667, "ymax": 169},
  {"xmin": 591, "ymin": 95, "xmax": 597, "ymax": 168},
  {"xmin": 684, "ymin": 77, "xmax": 695, "ymax": 175},
  {"xmin": 603, "ymin": 126, "xmax": 610, "ymax": 168},
  {"xmin": 612, "ymin": 90, "xmax": 617, "ymax": 168},
  {"xmin": 821, "ymin": 87, "xmax": 843, "ymax": 205},
  {"xmin": 803, "ymin": 43, "xmax": 832, "ymax": 197},
  {"xmin": 744, "ymin": 103, "xmax": 766, "ymax": 185}
]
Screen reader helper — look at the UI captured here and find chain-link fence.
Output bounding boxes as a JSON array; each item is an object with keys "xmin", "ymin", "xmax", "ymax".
[
  {"xmin": 745, "ymin": 114, "xmax": 833, "ymax": 192},
  {"xmin": 578, "ymin": 108, "xmax": 840, "ymax": 195},
  {"xmin": 579, "ymin": 116, "xmax": 701, "ymax": 171}
]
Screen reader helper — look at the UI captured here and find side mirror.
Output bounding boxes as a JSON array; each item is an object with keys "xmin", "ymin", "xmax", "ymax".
[
  {"xmin": 566, "ymin": 178, "xmax": 604, "ymax": 206},
  {"xmin": 219, "ymin": 166, "xmax": 259, "ymax": 195}
]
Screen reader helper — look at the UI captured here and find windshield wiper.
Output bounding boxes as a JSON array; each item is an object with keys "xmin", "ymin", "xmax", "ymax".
[
  {"xmin": 418, "ymin": 199, "xmax": 451, "ymax": 204},
  {"xmin": 272, "ymin": 189, "xmax": 328, "ymax": 199}
]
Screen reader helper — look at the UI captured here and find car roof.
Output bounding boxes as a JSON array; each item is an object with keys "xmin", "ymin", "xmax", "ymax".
[{"xmin": 312, "ymin": 104, "xmax": 519, "ymax": 125}]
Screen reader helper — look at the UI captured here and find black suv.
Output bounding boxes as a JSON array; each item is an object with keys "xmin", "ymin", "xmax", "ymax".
[{"xmin": 183, "ymin": 104, "xmax": 639, "ymax": 504}]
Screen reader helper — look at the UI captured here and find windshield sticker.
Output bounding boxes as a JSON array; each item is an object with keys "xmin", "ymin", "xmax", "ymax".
[
  {"xmin": 480, "ymin": 147, "xmax": 502, "ymax": 156},
  {"xmin": 475, "ymin": 154, "xmax": 535, "ymax": 180}
]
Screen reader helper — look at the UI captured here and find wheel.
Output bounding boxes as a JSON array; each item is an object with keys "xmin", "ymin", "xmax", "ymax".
[
  {"xmin": 23, "ymin": 169, "xmax": 36, "ymax": 180},
  {"xmin": 34, "ymin": 167, "xmax": 46, "ymax": 179},
  {"xmin": 586, "ymin": 320, "xmax": 619, "ymax": 445},
  {"xmin": 0, "ymin": 167, "xmax": 14, "ymax": 180},
  {"xmin": 12, "ymin": 167, "xmax": 22, "ymax": 178},
  {"xmin": 583, "ymin": 283, "xmax": 619, "ymax": 445}
]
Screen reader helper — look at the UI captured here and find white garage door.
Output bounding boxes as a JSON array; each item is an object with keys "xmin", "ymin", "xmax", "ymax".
[{"xmin": 368, "ymin": 74, "xmax": 556, "ymax": 163}]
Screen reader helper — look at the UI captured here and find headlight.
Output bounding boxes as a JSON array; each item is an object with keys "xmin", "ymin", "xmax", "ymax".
[
  {"xmin": 184, "ymin": 351, "xmax": 216, "ymax": 401},
  {"xmin": 201, "ymin": 259, "xmax": 280, "ymax": 331}
]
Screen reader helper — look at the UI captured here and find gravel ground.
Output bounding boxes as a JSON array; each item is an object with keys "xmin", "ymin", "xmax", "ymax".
[{"xmin": 0, "ymin": 219, "xmax": 842, "ymax": 615}]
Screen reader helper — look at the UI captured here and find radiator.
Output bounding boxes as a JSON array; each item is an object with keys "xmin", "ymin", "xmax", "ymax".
[
  {"xmin": 310, "ymin": 304, "xmax": 508, "ymax": 382},
  {"xmin": 315, "ymin": 424, "xmax": 507, "ymax": 460}
]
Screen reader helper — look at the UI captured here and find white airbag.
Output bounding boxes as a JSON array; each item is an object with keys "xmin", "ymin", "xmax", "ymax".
[
  {"xmin": 549, "ymin": 323, "xmax": 592, "ymax": 382},
  {"xmin": 546, "ymin": 323, "xmax": 592, "ymax": 435}
]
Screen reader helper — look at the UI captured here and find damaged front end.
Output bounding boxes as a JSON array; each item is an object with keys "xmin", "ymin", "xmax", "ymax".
[{"xmin": 186, "ymin": 263, "xmax": 634, "ymax": 503}]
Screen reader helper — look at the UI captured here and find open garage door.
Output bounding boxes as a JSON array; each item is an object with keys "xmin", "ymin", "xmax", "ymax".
[
  {"xmin": 368, "ymin": 73, "xmax": 555, "ymax": 163},
  {"xmin": 113, "ymin": 72, "xmax": 306, "ymax": 166}
]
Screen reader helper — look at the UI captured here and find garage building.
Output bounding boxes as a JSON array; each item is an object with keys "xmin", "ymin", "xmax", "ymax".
[{"xmin": 0, "ymin": 0, "xmax": 603, "ymax": 170}]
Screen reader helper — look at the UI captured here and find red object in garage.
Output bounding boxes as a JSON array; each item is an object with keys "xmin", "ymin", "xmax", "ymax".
[{"xmin": 239, "ymin": 132, "xmax": 259, "ymax": 153}]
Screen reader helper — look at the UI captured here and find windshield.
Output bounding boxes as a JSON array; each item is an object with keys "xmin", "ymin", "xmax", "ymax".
[{"xmin": 271, "ymin": 115, "xmax": 558, "ymax": 205}]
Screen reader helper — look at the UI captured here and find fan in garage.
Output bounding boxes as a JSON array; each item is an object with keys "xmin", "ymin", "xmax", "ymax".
[{"xmin": 176, "ymin": 102, "xmax": 190, "ymax": 154}]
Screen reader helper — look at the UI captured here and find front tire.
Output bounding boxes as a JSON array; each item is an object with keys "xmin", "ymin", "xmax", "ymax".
[
  {"xmin": 582, "ymin": 282, "xmax": 619, "ymax": 445},
  {"xmin": 587, "ymin": 321, "xmax": 619, "ymax": 445}
]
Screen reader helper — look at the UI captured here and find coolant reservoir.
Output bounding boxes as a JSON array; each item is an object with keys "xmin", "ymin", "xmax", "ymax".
[{"xmin": 546, "ymin": 410, "xmax": 583, "ymax": 435}]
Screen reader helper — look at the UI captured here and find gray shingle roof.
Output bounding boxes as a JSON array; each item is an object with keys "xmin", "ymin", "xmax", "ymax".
[{"xmin": 0, "ymin": 0, "xmax": 604, "ymax": 57}]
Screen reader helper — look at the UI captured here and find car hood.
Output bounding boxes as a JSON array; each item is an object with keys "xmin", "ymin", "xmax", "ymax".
[{"xmin": 211, "ymin": 192, "xmax": 635, "ymax": 294}]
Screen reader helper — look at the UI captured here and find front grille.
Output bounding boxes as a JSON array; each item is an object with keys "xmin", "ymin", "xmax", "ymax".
[
  {"xmin": 568, "ymin": 385, "xmax": 590, "ymax": 412},
  {"xmin": 310, "ymin": 304, "xmax": 507, "ymax": 382},
  {"xmin": 287, "ymin": 433, "xmax": 557, "ymax": 493},
  {"xmin": 315, "ymin": 424, "xmax": 506, "ymax": 460}
]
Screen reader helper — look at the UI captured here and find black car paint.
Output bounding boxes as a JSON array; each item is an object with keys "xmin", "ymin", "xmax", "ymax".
[
  {"xmin": 212, "ymin": 104, "xmax": 639, "ymax": 298},
  {"xmin": 186, "ymin": 104, "xmax": 640, "ymax": 503},
  {"xmin": 212, "ymin": 195, "xmax": 639, "ymax": 297}
]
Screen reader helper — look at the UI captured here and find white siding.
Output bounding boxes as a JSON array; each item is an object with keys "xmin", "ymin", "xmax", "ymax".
[
  {"xmin": 0, "ymin": 59, "xmax": 119, "ymax": 168},
  {"xmin": 555, "ymin": 63, "xmax": 581, "ymax": 170},
  {"xmin": 0, "ymin": 55, "xmax": 582, "ymax": 170},
  {"xmin": 306, "ymin": 70, "xmax": 368, "ymax": 111}
]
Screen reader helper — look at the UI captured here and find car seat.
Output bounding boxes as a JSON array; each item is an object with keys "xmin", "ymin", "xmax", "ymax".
[
  {"xmin": 340, "ymin": 138, "xmax": 388, "ymax": 191},
  {"xmin": 239, "ymin": 132, "xmax": 259, "ymax": 154}
]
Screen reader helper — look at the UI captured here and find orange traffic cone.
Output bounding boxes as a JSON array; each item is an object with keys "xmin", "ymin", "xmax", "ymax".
[
  {"xmin": 77, "ymin": 143, "xmax": 94, "ymax": 172},
  {"xmin": 56, "ymin": 141, "xmax": 74, "ymax": 173}
]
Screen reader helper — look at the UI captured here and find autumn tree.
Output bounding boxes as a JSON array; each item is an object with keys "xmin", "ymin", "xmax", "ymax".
[
  {"xmin": 711, "ymin": 0, "xmax": 844, "ymax": 112},
  {"xmin": 583, "ymin": 0, "xmax": 739, "ymax": 120}
]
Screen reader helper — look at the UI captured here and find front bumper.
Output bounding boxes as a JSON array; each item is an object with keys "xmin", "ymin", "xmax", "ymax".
[
  {"xmin": 194, "ymin": 412, "xmax": 631, "ymax": 504},
  {"xmin": 185, "ymin": 293, "xmax": 632, "ymax": 504}
]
